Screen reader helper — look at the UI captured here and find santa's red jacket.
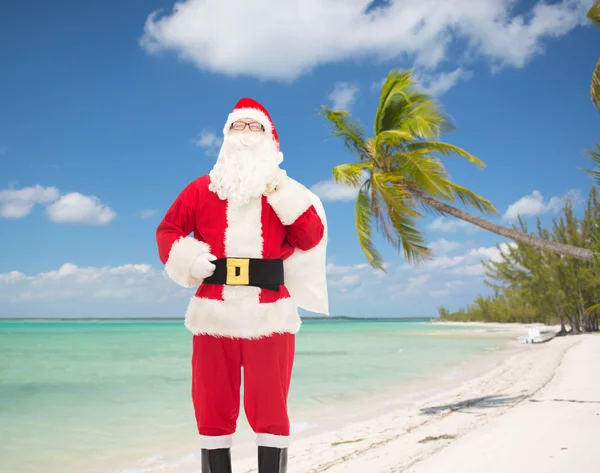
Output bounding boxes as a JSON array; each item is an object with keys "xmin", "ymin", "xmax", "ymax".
[{"xmin": 156, "ymin": 174, "xmax": 329, "ymax": 339}]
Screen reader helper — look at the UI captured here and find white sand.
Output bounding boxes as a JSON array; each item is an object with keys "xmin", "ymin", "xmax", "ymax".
[{"xmin": 227, "ymin": 329, "xmax": 599, "ymax": 473}]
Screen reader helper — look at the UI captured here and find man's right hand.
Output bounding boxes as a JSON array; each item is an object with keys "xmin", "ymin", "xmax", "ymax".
[{"xmin": 190, "ymin": 253, "xmax": 217, "ymax": 280}]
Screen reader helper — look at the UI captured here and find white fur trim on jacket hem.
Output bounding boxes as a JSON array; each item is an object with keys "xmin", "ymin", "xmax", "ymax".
[
  {"xmin": 267, "ymin": 177, "xmax": 313, "ymax": 226},
  {"xmin": 256, "ymin": 433, "xmax": 290, "ymax": 448},
  {"xmin": 224, "ymin": 108, "xmax": 273, "ymax": 136},
  {"xmin": 164, "ymin": 237, "xmax": 211, "ymax": 288},
  {"xmin": 184, "ymin": 295, "xmax": 300, "ymax": 339},
  {"xmin": 198, "ymin": 434, "xmax": 233, "ymax": 450}
]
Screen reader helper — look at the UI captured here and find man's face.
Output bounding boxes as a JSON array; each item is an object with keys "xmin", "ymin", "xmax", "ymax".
[
  {"xmin": 209, "ymin": 115, "xmax": 281, "ymax": 203},
  {"xmin": 229, "ymin": 118, "xmax": 265, "ymax": 134}
]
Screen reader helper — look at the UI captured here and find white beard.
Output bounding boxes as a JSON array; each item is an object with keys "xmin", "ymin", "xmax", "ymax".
[{"xmin": 208, "ymin": 132, "xmax": 283, "ymax": 205}]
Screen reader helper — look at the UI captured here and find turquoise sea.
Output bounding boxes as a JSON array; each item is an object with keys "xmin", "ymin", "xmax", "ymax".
[{"xmin": 0, "ymin": 319, "xmax": 517, "ymax": 473}]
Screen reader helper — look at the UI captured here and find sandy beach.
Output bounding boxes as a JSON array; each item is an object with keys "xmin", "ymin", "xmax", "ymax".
[{"xmin": 226, "ymin": 324, "xmax": 598, "ymax": 473}]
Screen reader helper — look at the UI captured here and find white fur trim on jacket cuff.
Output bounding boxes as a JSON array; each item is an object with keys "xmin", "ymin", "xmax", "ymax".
[
  {"xmin": 164, "ymin": 237, "xmax": 211, "ymax": 288},
  {"xmin": 198, "ymin": 434, "xmax": 233, "ymax": 450},
  {"xmin": 267, "ymin": 177, "xmax": 313, "ymax": 226},
  {"xmin": 256, "ymin": 433, "xmax": 290, "ymax": 448}
]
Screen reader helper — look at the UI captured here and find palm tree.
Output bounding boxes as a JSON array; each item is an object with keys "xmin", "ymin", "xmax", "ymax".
[
  {"xmin": 585, "ymin": 2, "xmax": 600, "ymax": 314},
  {"xmin": 588, "ymin": 1, "xmax": 600, "ymax": 110},
  {"xmin": 321, "ymin": 69, "xmax": 593, "ymax": 271},
  {"xmin": 585, "ymin": 145, "xmax": 600, "ymax": 316}
]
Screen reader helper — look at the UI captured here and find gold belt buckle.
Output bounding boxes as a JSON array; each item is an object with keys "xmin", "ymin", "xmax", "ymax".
[{"xmin": 225, "ymin": 258, "xmax": 250, "ymax": 285}]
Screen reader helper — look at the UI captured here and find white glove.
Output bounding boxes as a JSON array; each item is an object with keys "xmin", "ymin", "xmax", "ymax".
[
  {"xmin": 190, "ymin": 253, "xmax": 217, "ymax": 280},
  {"xmin": 264, "ymin": 168, "xmax": 287, "ymax": 195}
]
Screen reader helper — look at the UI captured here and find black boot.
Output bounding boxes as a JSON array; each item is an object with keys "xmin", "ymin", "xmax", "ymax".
[
  {"xmin": 258, "ymin": 446, "xmax": 288, "ymax": 473},
  {"xmin": 201, "ymin": 448, "xmax": 232, "ymax": 473}
]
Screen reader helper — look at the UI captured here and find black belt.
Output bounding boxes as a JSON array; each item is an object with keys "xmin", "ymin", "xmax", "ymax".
[{"xmin": 202, "ymin": 258, "xmax": 284, "ymax": 291}]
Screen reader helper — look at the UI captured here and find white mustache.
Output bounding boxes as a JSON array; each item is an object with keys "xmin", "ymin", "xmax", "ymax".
[{"xmin": 227, "ymin": 132, "xmax": 263, "ymax": 149}]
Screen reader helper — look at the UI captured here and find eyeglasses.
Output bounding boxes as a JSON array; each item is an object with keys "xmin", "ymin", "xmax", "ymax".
[{"xmin": 230, "ymin": 121, "xmax": 265, "ymax": 132}]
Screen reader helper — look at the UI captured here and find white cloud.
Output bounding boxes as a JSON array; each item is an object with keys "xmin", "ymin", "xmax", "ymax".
[
  {"xmin": 0, "ymin": 185, "xmax": 60, "ymax": 218},
  {"xmin": 438, "ymin": 242, "xmax": 517, "ymax": 276},
  {"xmin": 329, "ymin": 82, "xmax": 360, "ymax": 110},
  {"xmin": 1, "ymin": 185, "xmax": 116, "ymax": 224},
  {"xmin": 46, "ymin": 193, "xmax": 116, "ymax": 225},
  {"xmin": 330, "ymin": 241, "xmax": 504, "ymax": 281},
  {"xmin": 391, "ymin": 274, "xmax": 431, "ymax": 296},
  {"xmin": 413, "ymin": 67, "xmax": 474, "ymax": 95},
  {"xmin": 0, "ymin": 262, "xmax": 162, "ymax": 303},
  {"xmin": 465, "ymin": 244, "xmax": 513, "ymax": 262},
  {"xmin": 322, "ymin": 240, "xmax": 518, "ymax": 316},
  {"xmin": 139, "ymin": 0, "xmax": 592, "ymax": 81},
  {"xmin": 0, "ymin": 270, "xmax": 26, "ymax": 283},
  {"xmin": 429, "ymin": 238, "xmax": 462, "ymax": 255},
  {"xmin": 429, "ymin": 280, "xmax": 466, "ymax": 298},
  {"xmin": 311, "ymin": 179, "xmax": 359, "ymax": 202},
  {"xmin": 329, "ymin": 274, "xmax": 361, "ymax": 289},
  {"xmin": 372, "ymin": 66, "xmax": 472, "ymax": 95},
  {"xmin": 392, "ymin": 241, "xmax": 516, "ymax": 278},
  {"xmin": 193, "ymin": 130, "xmax": 223, "ymax": 156},
  {"xmin": 427, "ymin": 217, "xmax": 481, "ymax": 234},
  {"xmin": 326, "ymin": 261, "xmax": 369, "ymax": 275},
  {"xmin": 325, "ymin": 260, "xmax": 376, "ymax": 296},
  {"xmin": 139, "ymin": 209, "xmax": 158, "ymax": 219},
  {"xmin": 0, "ymin": 146, "xmax": 7, "ymax": 155},
  {"xmin": 502, "ymin": 189, "xmax": 582, "ymax": 221}
]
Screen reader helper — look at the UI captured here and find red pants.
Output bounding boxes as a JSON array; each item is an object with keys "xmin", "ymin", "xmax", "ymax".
[{"xmin": 191, "ymin": 332, "xmax": 295, "ymax": 449}]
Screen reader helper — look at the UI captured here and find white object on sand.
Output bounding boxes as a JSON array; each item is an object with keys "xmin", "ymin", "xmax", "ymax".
[{"xmin": 525, "ymin": 326, "xmax": 556, "ymax": 344}]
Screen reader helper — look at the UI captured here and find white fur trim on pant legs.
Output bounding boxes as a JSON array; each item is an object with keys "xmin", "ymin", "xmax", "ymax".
[
  {"xmin": 164, "ymin": 237, "xmax": 211, "ymax": 288},
  {"xmin": 256, "ymin": 433, "xmax": 290, "ymax": 448},
  {"xmin": 267, "ymin": 177, "xmax": 313, "ymax": 226},
  {"xmin": 198, "ymin": 434, "xmax": 233, "ymax": 450},
  {"xmin": 224, "ymin": 108, "xmax": 273, "ymax": 136}
]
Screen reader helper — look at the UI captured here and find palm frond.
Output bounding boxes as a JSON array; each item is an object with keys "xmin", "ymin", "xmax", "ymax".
[
  {"xmin": 439, "ymin": 180, "xmax": 499, "ymax": 215},
  {"xmin": 355, "ymin": 185, "xmax": 385, "ymax": 270},
  {"xmin": 320, "ymin": 106, "xmax": 369, "ymax": 158},
  {"xmin": 374, "ymin": 69, "xmax": 453, "ymax": 139},
  {"xmin": 372, "ymin": 173, "xmax": 431, "ymax": 263},
  {"xmin": 587, "ymin": 0, "xmax": 600, "ymax": 27},
  {"xmin": 393, "ymin": 153, "xmax": 450, "ymax": 198},
  {"xmin": 592, "ymin": 214, "xmax": 600, "ymax": 270},
  {"xmin": 399, "ymin": 99, "xmax": 452, "ymax": 140},
  {"xmin": 332, "ymin": 162, "xmax": 372, "ymax": 187},
  {"xmin": 406, "ymin": 141, "xmax": 486, "ymax": 169},
  {"xmin": 591, "ymin": 58, "xmax": 600, "ymax": 111},
  {"xmin": 375, "ymin": 70, "xmax": 414, "ymax": 134},
  {"xmin": 584, "ymin": 144, "xmax": 600, "ymax": 182},
  {"xmin": 374, "ymin": 129, "xmax": 416, "ymax": 152},
  {"xmin": 370, "ymin": 178, "xmax": 398, "ymax": 249}
]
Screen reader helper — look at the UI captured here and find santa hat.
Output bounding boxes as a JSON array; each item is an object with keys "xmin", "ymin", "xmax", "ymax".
[{"xmin": 223, "ymin": 97, "xmax": 280, "ymax": 151}]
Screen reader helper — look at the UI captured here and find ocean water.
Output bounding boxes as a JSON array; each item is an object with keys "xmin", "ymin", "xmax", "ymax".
[{"xmin": 0, "ymin": 319, "xmax": 516, "ymax": 473}]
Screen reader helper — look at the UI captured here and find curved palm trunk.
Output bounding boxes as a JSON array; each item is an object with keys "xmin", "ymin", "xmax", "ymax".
[{"xmin": 411, "ymin": 191, "xmax": 594, "ymax": 262}]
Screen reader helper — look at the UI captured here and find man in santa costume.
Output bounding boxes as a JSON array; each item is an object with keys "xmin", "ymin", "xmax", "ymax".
[{"xmin": 156, "ymin": 98, "xmax": 328, "ymax": 473}]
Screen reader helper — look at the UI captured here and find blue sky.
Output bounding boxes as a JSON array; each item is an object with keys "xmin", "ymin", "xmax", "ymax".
[{"xmin": 0, "ymin": 0, "xmax": 598, "ymax": 319}]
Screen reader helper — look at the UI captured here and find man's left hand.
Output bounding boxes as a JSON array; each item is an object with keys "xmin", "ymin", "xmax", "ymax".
[{"xmin": 263, "ymin": 169, "xmax": 286, "ymax": 195}]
